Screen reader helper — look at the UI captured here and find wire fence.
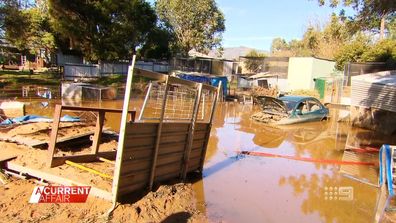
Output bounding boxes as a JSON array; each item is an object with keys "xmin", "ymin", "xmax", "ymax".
[{"xmin": 139, "ymin": 82, "xmax": 216, "ymax": 122}]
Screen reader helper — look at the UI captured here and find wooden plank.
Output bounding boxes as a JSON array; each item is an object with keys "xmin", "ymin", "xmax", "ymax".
[
  {"xmin": 4, "ymin": 162, "xmax": 113, "ymax": 201},
  {"xmin": 168, "ymin": 76, "xmax": 200, "ymax": 88},
  {"xmin": 162, "ymin": 123, "xmax": 190, "ymax": 133},
  {"xmin": 0, "ymin": 155, "xmax": 17, "ymax": 163},
  {"xmin": 0, "ymin": 135, "xmax": 45, "ymax": 148},
  {"xmin": 195, "ymin": 123, "xmax": 209, "ymax": 131},
  {"xmin": 158, "ymin": 143, "xmax": 186, "ymax": 155},
  {"xmin": 51, "ymin": 151, "xmax": 117, "ymax": 167},
  {"xmin": 157, "ymin": 153, "xmax": 184, "ymax": 166},
  {"xmin": 60, "ymin": 105, "xmax": 136, "ymax": 114},
  {"xmin": 30, "ymin": 129, "xmax": 116, "ymax": 148},
  {"xmin": 155, "ymin": 162, "xmax": 183, "ymax": 177},
  {"xmin": 149, "ymin": 76, "xmax": 169, "ymax": 190},
  {"xmin": 91, "ymin": 111, "xmax": 105, "ymax": 155},
  {"xmin": 119, "ymin": 171, "xmax": 150, "ymax": 188},
  {"xmin": 159, "ymin": 133, "xmax": 188, "ymax": 144},
  {"xmin": 192, "ymin": 131, "xmax": 207, "ymax": 141},
  {"xmin": 122, "ymin": 148, "xmax": 153, "ymax": 161},
  {"xmin": 192, "ymin": 139, "xmax": 205, "ymax": 150},
  {"xmin": 134, "ymin": 68, "xmax": 167, "ymax": 82},
  {"xmin": 47, "ymin": 104, "xmax": 62, "ymax": 168},
  {"xmin": 118, "ymin": 181, "xmax": 147, "ymax": 196},
  {"xmin": 190, "ymin": 148, "xmax": 203, "ymax": 159},
  {"xmin": 124, "ymin": 136, "xmax": 156, "ymax": 148},
  {"xmin": 120, "ymin": 159, "xmax": 152, "ymax": 175},
  {"xmin": 155, "ymin": 171, "xmax": 180, "ymax": 182},
  {"xmin": 112, "ymin": 55, "xmax": 136, "ymax": 204},
  {"xmin": 138, "ymin": 82, "xmax": 153, "ymax": 121},
  {"xmin": 125, "ymin": 123, "xmax": 158, "ymax": 135},
  {"xmin": 123, "ymin": 142, "xmax": 185, "ymax": 163}
]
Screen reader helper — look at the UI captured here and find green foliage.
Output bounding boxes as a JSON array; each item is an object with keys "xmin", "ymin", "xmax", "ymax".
[
  {"xmin": 49, "ymin": 0, "xmax": 157, "ymax": 61},
  {"xmin": 1, "ymin": 0, "xmax": 55, "ymax": 59},
  {"xmin": 271, "ymin": 38, "xmax": 289, "ymax": 53},
  {"xmin": 156, "ymin": 0, "xmax": 225, "ymax": 56},
  {"xmin": 333, "ymin": 35, "xmax": 371, "ymax": 70},
  {"xmin": 318, "ymin": 0, "xmax": 396, "ymax": 38},
  {"xmin": 138, "ymin": 26, "xmax": 173, "ymax": 60},
  {"xmin": 361, "ymin": 39, "xmax": 396, "ymax": 66},
  {"xmin": 243, "ymin": 50, "xmax": 266, "ymax": 73},
  {"xmin": 333, "ymin": 37, "xmax": 396, "ymax": 69},
  {"xmin": 271, "ymin": 14, "xmax": 353, "ymax": 58},
  {"xmin": 388, "ymin": 15, "xmax": 396, "ymax": 39}
]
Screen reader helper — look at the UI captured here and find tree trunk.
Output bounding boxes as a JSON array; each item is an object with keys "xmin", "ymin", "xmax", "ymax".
[{"xmin": 380, "ymin": 14, "xmax": 386, "ymax": 40}]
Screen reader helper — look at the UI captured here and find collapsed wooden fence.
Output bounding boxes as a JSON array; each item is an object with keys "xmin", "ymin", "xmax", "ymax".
[
  {"xmin": 47, "ymin": 56, "xmax": 221, "ymax": 204},
  {"xmin": 112, "ymin": 57, "xmax": 221, "ymax": 202}
]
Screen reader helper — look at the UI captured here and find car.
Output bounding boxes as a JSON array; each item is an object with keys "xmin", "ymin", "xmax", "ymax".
[{"xmin": 251, "ymin": 95, "xmax": 329, "ymax": 125}]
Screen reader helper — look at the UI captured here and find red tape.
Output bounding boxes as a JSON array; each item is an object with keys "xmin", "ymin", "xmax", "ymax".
[{"xmin": 238, "ymin": 151, "xmax": 378, "ymax": 166}]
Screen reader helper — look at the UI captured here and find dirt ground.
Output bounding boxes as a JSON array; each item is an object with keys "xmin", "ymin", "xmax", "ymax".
[
  {"xmin": 0, "ymin": 123, "xmax": 207, "ymax": 223},
  {"xmin": 0, "ymin": 178, "xmax": 206, "ymax": 223}
]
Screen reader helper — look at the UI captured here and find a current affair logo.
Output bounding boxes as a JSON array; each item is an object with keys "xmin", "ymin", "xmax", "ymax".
[{"xmin": 29, "ymin": 186, "xmax": 91, "ymax": 203}]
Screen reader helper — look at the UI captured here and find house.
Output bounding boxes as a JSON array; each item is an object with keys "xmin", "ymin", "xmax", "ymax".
[{"xmin": 170, "ymin": 56, "xmax": 238, "ymax": 77}]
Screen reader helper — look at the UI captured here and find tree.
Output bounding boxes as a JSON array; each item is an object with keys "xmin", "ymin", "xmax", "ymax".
[
  {"xmin": 318, "ymin": 0, "xmax": 396, "ymax": 39},
  {"xmin": 138, "ymin": 26, "xmax": 173, "ymax": 60},
  {"xmin": 48, "ymin": 0, "xmax": 156, "ymax": 61},
  {"xmin": 156, "ymin": 0, "xmax": 225, "ymax": 56},
  {"xmin": 271, "ymin": 38, "xmax": 289, "ymax": 53},
  {"xmin": 1, "ymin": 0, "xmax": 55, "ymax": 61},
  {"xmin": 270, "ymin": 14, "xmax": 353, "ymax": 59},
  {"xmin": 243, "ymin": 50, "xmax": 266, "ymax": 73},
  {"xmin": 333, "ymin": 34, "xmax": 371, "ymax": 70}
]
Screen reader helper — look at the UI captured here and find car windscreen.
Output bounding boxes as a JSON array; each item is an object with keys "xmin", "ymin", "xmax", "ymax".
[{"xmin": 280, "ymin": 100, "xmax": 297, "ymax": 112}]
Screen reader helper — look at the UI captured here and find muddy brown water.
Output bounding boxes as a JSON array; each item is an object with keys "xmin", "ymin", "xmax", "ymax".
[{"xmin": 22, "ymin": 99, "xmax": 396, "ymax": 222}]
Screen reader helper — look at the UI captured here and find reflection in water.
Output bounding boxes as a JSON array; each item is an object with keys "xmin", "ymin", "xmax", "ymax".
[{"xmin": 199, "ymin": 102, "xmax": 395, "ymax": 223}]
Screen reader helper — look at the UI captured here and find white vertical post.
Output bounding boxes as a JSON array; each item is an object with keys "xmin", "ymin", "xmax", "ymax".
[{"xmin": 111, "ymin": 55, "xmax": 136, "ymax": 206}]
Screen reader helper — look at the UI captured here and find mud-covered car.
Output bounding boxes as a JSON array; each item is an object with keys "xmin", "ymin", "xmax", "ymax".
[{"xmin": 251, "ymin": 95, "xmax": 329, "ymax": 125}]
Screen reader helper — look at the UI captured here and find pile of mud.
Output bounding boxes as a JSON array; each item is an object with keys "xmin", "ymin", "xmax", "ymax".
[{"xmin": 251, "ymin": 112, "xmax": 284, "ymax": 123}]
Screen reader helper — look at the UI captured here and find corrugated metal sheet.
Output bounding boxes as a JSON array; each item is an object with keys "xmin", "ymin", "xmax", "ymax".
[{"xmin": 351, "ymin": 70, "xmax": 396, "ymax": 112}]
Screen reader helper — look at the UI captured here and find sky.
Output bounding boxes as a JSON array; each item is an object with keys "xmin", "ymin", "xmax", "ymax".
[
  {"xmin": 148, "ymin": 0, "xmax": 353, "ymax": 52},
  {"xmin": 216, "ymin": 0, "xmax": 352, "ymax": 51}
]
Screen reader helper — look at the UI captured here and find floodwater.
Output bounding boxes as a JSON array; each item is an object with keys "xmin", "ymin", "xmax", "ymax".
[
  {"xmin": 22, "ymin": 99, "xmax": 396, "ymax": 223},
  {"xmin": 194, "ymin": 102, "xmax": 394, "ymax": 223}
]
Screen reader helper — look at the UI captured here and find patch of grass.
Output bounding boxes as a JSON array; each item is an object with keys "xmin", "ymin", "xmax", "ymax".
[
  {"xmin": 0, "ymin": 70, "xmax": 60, "ymax": 87},
  {"xmin": 91, "ymin": 74, "xmax": 127, "ymax": 86},
  {"xmin": 90, "ymin": 74, "xmax": 151, "ymax": 87}
]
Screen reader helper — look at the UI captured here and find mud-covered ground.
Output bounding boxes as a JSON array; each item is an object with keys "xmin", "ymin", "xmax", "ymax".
[
  {"xmin": 0, "ymin": 178, "xmax": 206, "ymax": 223},
  {"xmin": 0, "ymin": 122, "xmax": 206, "ymax": 223}
]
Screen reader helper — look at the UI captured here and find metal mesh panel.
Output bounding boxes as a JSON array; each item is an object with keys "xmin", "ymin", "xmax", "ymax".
[
  {"xmin": 198, "ymin": 88, "xmax": 215, "ymax": 123},
  {"xmin": 139, "ymin": 82, "xmax": 218, "ymax": 123},
  {"xmin": 140, "ymin": 83, "xmax": 198, "ymax": 121}
]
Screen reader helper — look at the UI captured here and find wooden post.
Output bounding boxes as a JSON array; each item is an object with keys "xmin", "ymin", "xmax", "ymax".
[
  {"xmin": 148, "ymin": 76, "xmax": 169, "ymax": 190},
  {"xmin": 138, "ymin": 82, "xmax": 153, "ymax": 121},
  {"xmin": 199, "ymin": 81, "xmax": 222, "ymax": 172},
  {"xmin": 47, "ymin": 104, "xmax": 62, "ymax": 168},
  {"xmin": 91, "ymin": 110, "xmax": 105, "ymax": 154},
  {"xmin": 181, "ymin": 83, "xmax": 203, "ymax": 180},
  {"xmin": 111, "ymin": 55, "xmax": 136, "ymax": 205}
]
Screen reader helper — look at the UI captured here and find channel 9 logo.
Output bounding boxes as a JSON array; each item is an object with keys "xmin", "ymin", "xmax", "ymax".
[{"xmin": 324, "ymin": 186, "xmax": 353, "ymax": 201}]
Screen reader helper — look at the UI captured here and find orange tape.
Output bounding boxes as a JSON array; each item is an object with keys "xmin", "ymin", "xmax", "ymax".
[{"xmin": 238, "ymin": 151, "xmax": 378, "ymax": 166}]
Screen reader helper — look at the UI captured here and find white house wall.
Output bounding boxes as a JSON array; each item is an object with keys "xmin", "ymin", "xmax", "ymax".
[{"xmin": 287, "ymin": 57, "xmax": 335, "ymax": 91}]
